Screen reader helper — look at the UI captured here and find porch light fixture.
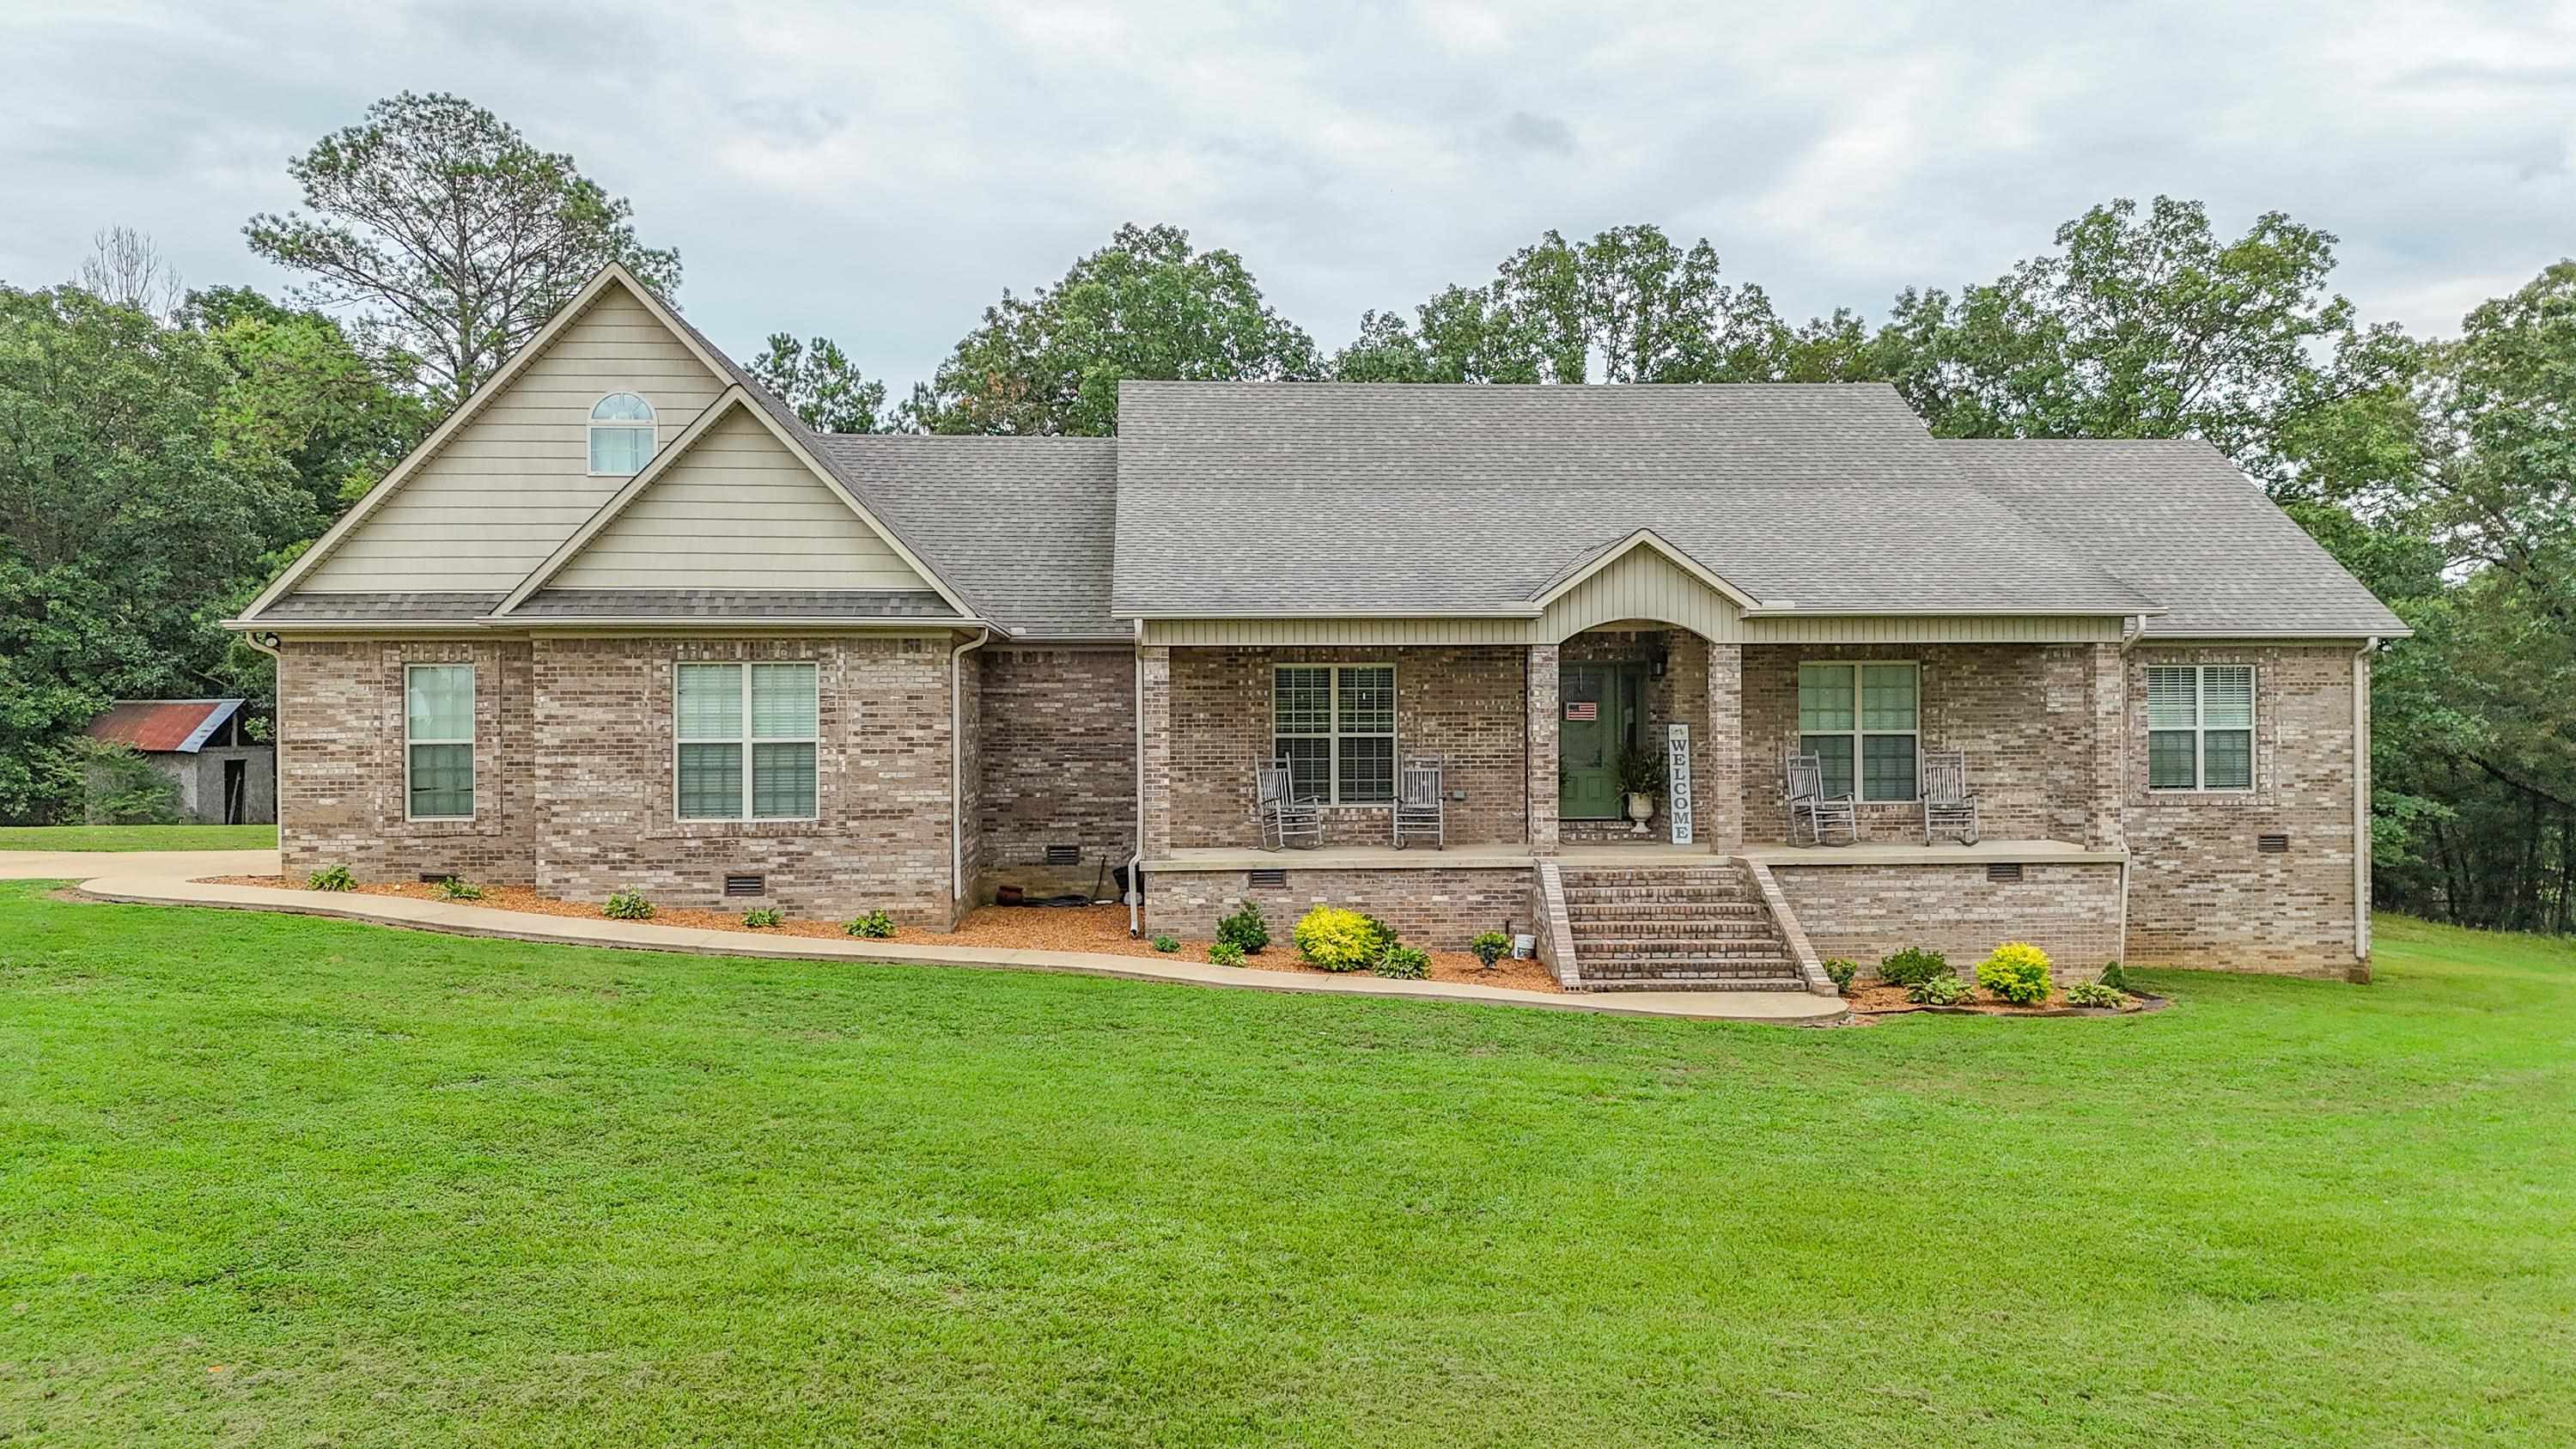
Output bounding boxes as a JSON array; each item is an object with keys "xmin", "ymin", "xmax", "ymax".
[{"xmin": 1649, "ymin": 647, "xmax": 1669, "ymax": 679}]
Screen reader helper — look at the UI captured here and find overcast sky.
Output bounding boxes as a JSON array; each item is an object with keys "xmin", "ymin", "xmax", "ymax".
[{"xmin": 4, "ymin": 1, "xmax": 2572, "ymax": 393}]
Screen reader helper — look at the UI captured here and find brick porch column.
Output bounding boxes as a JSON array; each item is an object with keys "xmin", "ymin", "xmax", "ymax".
[
  {"xmin": 1705, "ymin": 642, "xmax": 1744, "ymax": 853},
  {"xmin": 2086, "ymin": 642, "xmax": 2125, "ymax": 851},
  {"xmin": 1139, "ymin": 645, "xmax": 1173, "ymax": 857},
  {"xmin": 1527, "ymin": 643, "xmax": 1558, "ymax": 854}
]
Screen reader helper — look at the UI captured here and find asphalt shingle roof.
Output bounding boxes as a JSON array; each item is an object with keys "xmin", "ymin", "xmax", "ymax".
[
  {"xmin": 259, "ymin": 592, "xmax": 506, "ymax": 621},
  {"xmin": 1943, "ymin": 439, "xmax": 2409, "ymax": 638},
  {"xmin": 1109, "ymin": 381, "xmax": 2160, "ymax": 618},
  {"xmin": 813, "ymin": 435, "xmax": 1123, "ymax": 639}
]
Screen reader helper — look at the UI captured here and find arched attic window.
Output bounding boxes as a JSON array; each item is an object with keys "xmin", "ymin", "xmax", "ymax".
[{"xmin": 588, "ymin": 392, "xmax": 656, "ymax": 475}]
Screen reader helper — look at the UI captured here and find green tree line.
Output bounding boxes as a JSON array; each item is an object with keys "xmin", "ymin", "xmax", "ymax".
[{"xmin": 3, "ymin": 94, "xmax": 2567, "ymax": 935}]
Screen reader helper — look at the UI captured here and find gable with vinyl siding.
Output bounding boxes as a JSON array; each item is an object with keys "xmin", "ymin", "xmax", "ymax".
[
  {"xmin": 296, "ymin": 285, "xmax": 726, "ymax": 594},
  {"xmin": 548, "ymin": 405, "xmax": 929, "ymax": 591}
]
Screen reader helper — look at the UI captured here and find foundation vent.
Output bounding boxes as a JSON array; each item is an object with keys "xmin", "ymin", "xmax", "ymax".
[
  {"xmin": 2257, "ymin": 833, "xmax": 2291, "ymax": 854},
  {"xmin": 723, "ymin": 874, "xmax": 767, "ymax": 898},
  {"xmin": 418, "ymin": 873, "xmax": 454, "ymax": 885},
  {"xmin": 1044, "ymin": 844, "xmax": 1081, "ymax": 867},
  {"xmin": 1248, "ymin": 868, "xmax": 1288, "ymax": 889},
  {"xmin": 1986, "ymin": 862, "xmax": 2024, "ymax": 883}
]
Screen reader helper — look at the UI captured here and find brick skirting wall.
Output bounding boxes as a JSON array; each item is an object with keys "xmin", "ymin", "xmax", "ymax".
[
  {"xmin": 1769, "ymin": 861, "xmax": 2121, "ymax": 984},
  {"xmin": 973, "ymin": 646, "xmax": 1137, "ymax": 902},
  {"xmin": 1148, "ymin": 865, "xmax": 1537, "ymax": 952}
]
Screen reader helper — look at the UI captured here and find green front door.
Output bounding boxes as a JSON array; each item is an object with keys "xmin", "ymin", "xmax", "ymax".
[{"xmin": 1558, "ymin": 662, "xmax": 1640, "ymax": 820}]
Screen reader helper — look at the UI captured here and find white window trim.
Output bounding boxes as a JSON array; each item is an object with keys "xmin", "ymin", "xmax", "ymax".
[
  {"xmin": 2147, "ymin": 663, "xmax": 2257, "ymax": 794},
  {"xmin": 673, "ymin": 661, "xmax": 820, "ymax": 823},
  {"xmin": 403, "ymin": 663, "xmax": 475, "ymax": 822},
  {"xmin": 1797, "ymin": 660, "xmax": 1922, "ymax": 804},
  {"xmin": 588, "ymin": 390, "xmax": 658, "ymax": 477},
  {"xmin": 1273, "ymin": 662, "xmax": 1398, "ymax": 807}
]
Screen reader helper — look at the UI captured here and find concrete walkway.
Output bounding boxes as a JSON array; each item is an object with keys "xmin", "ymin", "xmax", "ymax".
[{"xmin": 16, "ymin": 848, "xmax": 1845, "ymax": 1024}]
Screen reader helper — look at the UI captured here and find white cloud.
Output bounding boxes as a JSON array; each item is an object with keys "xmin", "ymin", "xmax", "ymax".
[{"xmin": 3, "ymin": 0, "xmax": 2572, "ymax": 391}]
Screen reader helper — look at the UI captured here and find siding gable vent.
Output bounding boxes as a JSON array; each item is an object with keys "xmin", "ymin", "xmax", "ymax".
[
  {"xmin": 1044, "ymin": 844, "xmax": 1081, "ymax": 867},
  {"xmin": 1248, "ymin": 868, "xmax": 1288, "ymax": 889},
  {"xmin": 723, "ymin": 874, "xmax": 767, "ymax": 898},
  {"xmin": 1985, "ymin": 862, "xmax": 2024, "ymax": 883},
  {"xmin": 2256, "ymin": 833, "xmax": 2291, "ymax": 855}
]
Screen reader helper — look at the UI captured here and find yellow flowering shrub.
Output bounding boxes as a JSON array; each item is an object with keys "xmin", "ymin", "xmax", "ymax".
[
  {"xmin": 1293, "ymin": 905, "xmax": 1379, "ymax": 973},
  {"xmin": 1976, "ymin": 941, "xmax": 2054, "ymax": 1004}
]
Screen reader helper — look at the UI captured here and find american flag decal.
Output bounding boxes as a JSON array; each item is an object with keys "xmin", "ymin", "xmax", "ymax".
[{"xmin": 1565, "ymin": 701, "xmax": 1598, "ymax": 721}]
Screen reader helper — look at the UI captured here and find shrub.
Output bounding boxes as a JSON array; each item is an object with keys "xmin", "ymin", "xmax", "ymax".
[
  {"xmin": 1215, "ymin": 900, "xmax": 1270, "ymax": 954},
  {"xmin": 1976, "ymin": 941, "xmax": 2054, "ymax": 1005},
  {"xmin": 1909, "ymin": 974, "xmax": 1974, "ymax": 1006},
  {"xmin": 1616, "ymin": 746, "xmax": 1668, "ymax": 799},
  {"xmin": 1469, "ymin": 930, "xmax": 1512, "ymax": 970},
  {"xmin": 1293, "ymin": 906, "xmax": 1379, "ymax": 973},
  {"xmin": 305, "ymin": 864, "xmax": 356, "ymax": 892},
  {"xmin": 435, "ymin": 876, "xmax": 484, "ymax": 902},
  {"xmin": 1150, "ymin": 934, "xmax": 1181, "ymax": 953},
  {"xmin": 1373, "ymin": 945, "xmax": 1431, "ymax": 980},
  {"xmin": 1360, "ymin": 914, "xmax": 1400, "ymax": 953},
  {"xmin": 844, "ymin": 910, "xmax": 895, "ymax": 939},
  {"xmin": 602, "ymin": 890, "xmax": 655, "ymax": 921},
  {"xmin": 1824, "ymin": 957, "xmax": 1858, "ymax": 992},
  {"xmin": 1208, "ymin": 941, "xmax": 1246, "ymax": 968},
  {"xmin": 1879, "ymin": 947, "xmax": 1951, "ymax": 988},
  {"xmin": 2098, "ymin": 959, "xmax": 2132, "ymax": 993},
  {"xmin": 64, "ymin": 737, "xmax": 186, "ymax": 825},
  {"xmin": 2066, "ymin": 980, "xmax": 2127, "ymax": 1009},
  {"xmin": 741, "ymin": 907, "xmax": 783, "ymax": 928}
]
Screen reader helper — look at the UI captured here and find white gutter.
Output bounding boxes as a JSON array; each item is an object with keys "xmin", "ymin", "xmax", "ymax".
[
  {"xmin": 950, "ymin": 627, "xmax": 992, "ymax": 915},
  {"xmin": 1130, "ymin": 616, "xmax": 1147, "ymax": 938},
  {"xmin": 2117, "ymin": 614, "xmax": 2147, "ymax": 654},
  {"xmin": 2354, "ymin": 636, "xmax": 2379, "ymax": 965}
]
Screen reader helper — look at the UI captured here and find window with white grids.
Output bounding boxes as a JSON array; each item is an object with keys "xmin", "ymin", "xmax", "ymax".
[
  {"xmin": 1273, "ymin": 664, "xmax": 1396, "ymax": 805},
  {"xmin": 1798, "ymin": 661, "xmax": 1920, "ymax": 801},
  {"xmin": 2147, "ymin": 665, "xmax": 2254, "ymax": 790},
  {"xmin": 405, "ymin": 664, "xmax": 474, "ymax": 819},
  {"xmin": 675, "ymin": 662, "xmax": 819, "ymax": 819}
]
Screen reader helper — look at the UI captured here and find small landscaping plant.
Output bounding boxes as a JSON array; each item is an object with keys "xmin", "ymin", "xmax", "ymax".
[
  {"xmin": 1360, "ymin": 914, "xmax": 1400, "ymax": 956},
  {"xmin": 1909, "ymin": 974, "xmax": 1974, "ymax": 1006},
  {"xmin": 2098, "ymin": 959, "xmax": 2133, "ymax": 992},
  {"xmin": 1976, "ymin": 941, "xmax": 2055, "ymax": 1005},
  {"xmin": 1373, "ymin": 945, "xmax": 1431, "ymax": 980},
  {"xmin": 1824, "ymin": 957, "xmax": 1859, "ymax": 992},
  {"xmin": 741, "ymin": 907, "xmax": 783, "ymax": 928},
  {"xmin": 1208, "ymin": 941, "xmax": 1245, "ymax": 967},
  {"xmin": 1292, "ymin": 905, "xmax": 1379, "ymax": 973},
  {"xmin": 1150, "ymin": 934, "xmax": 1181, "ymax": 953},
  {"xmin": 2065, "ymin": 980, "xmax": 2128, "ymax": 1009},
  {"xmin": 304, "ymin": 864, "xmax": 356, "ymax": 892},
  {"xmin": 1616, "ymin": 747, "xmax": 1668, "ymax": 800},
  {"xmin": 1879, "ymin": 947, "xmax": 1951, "ymax": 988},
  {"xmin": 434, "ymin": 876, "xmax": 484, "ymax": 902},
  {"xmin": 1469, "ymin": 930, "xmax": 1512, "ymax": 971},
  {"xmin": 602, "ymin": 890, "xmax": 655, "ymax": 921},
  {"xmin": 1215, "ymin": 901, "xmax": 1270, "ymax": 954},
  {"xmin": 844, "ymin": 910, "xmax": 895, "ymax": 939}
]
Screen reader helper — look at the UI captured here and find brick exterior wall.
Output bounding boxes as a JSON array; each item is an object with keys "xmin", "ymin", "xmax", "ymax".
[
  {"xmin": 1149, "ymin": 865, "xmax": 1536, "ymax": 950},
  {"xmin": 1740, "ymin": 642, "xmax": 2122, "ymax": 846},
  {"xmin": 278, "ymin": 638, "xmax": 538, "ymax": 884},
  {"xmin": 1163, "ymin": 646, "xmax": 1530, "ymax": 849},
  {"xmin": 2122, "ymin": 645, "xmax": 2364, "ymax": 978},
  {"xmin": 1770, "ymin": 862, "xmax": 2122, "ymax": 984},
  {"xmin": 1556, "ymin": 630, "xmax": 1714, "ymax": 843},
  {"xmin": 973, "ymin": 646, "xmax": 1137, "ymax": 901},
  {"xmin": 277, "ymin": 634, "xmax": 966, "ymax": 926}
]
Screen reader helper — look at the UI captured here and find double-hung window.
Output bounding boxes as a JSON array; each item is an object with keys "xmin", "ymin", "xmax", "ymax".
[
  {"xmin": 2147, "ymin": 665, "xmax": 2254, "ymax": 790},
  {"xmin": 1273, "ymin": 664, "xmax": 1396, "ymax": 805},
  {"xmin": 405, "ymin": 664, "xmax": 475, "ymax": 819},
  {"xmin": 1798, "ymin": 662, "xmax": 1920, "ymax": 801},
  {"xmin": 676, "ymin": 662, "xmax": 819, "ymax": 820}
]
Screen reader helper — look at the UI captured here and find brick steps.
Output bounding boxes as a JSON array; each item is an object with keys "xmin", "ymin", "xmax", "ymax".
[{"xmin": 1559, "ymin": 860, "xmax": 1802, "ymax": 992}]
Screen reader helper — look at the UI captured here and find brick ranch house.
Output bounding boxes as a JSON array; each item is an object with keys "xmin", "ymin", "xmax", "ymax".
[{"xmin": 228, "ymin": 265, "xmax": 2408, "ymax": 993}]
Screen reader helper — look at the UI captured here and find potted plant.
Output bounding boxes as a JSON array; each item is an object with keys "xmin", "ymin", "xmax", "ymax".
[{"xmin": 1617, "ymin": 747, "xmax": 1668, "ymax": 836}]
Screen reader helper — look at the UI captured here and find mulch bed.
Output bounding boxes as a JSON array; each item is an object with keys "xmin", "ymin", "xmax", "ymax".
[
  {"xmin": 1842, "ymin": 981, "xmax": 2164, "ymax": 1017},
  {"xmin": 197, "ymin": 877, "xmax": 1563, "ymax": 993}
]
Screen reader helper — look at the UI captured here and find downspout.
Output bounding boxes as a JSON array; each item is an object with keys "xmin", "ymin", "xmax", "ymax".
[
  {"xmin": 950, "ymin": 627, "xmax": 992, "ymax": 916},
  {"xmin": 242, "ymin": 630, "xmax": 284, "ymax": 844},
  {"xmin": 2354, "ymin": 636, "xmax": 2379, "ymax": 968},
  {"xmin": 2115, "ymin": 615, "xmax": 2143, "ymax": 966},
  {"xmin": 1130, "ymin": 616, "xmax": 1147, "ymax": 938}
]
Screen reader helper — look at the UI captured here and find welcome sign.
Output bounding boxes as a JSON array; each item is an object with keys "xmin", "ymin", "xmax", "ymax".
[{"xmin": 1666, "ymin": 723, "xmax": 1693, "ymax": 845}]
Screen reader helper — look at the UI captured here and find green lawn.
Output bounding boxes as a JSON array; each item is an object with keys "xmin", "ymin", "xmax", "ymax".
[
  {"xmin": 3, "ymin": 887, "xmax": 2571, "ymax": 1446},
  {"xmin": 0, "ymin": 823, "xmax": 277, "ymax": 851}
]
